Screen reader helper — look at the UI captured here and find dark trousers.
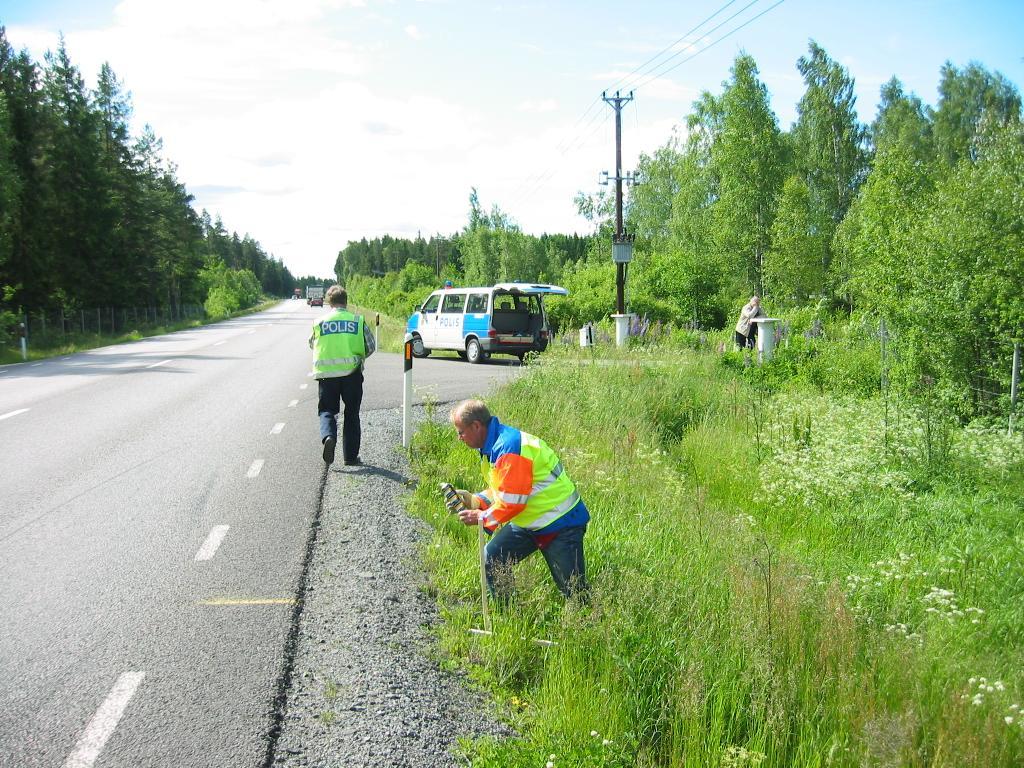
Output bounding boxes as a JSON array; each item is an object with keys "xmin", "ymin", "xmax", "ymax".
[
  {"xmin": 734, "ymin": 328, "xmax": 757, "ymax": 349},
  {"xmin": 318, "ymin": 371, "xmax": 363, "ymax": 461},
  {"xmin": 484, "ymin": 523, "xmax": 588, "ymax": 601}
]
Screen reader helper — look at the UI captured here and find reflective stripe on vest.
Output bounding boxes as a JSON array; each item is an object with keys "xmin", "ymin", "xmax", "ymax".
[
  {"xmin": 313, "ymin": 310, "xmax": 364, "ymax": 379},
  {"xmin": 482, "ymin": 432, "xmax": 578, "ymax": 530}
]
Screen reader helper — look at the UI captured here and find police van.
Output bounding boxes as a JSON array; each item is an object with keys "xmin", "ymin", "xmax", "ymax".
[{"xmin": 406, "ymin": 282, "xmax": 568, "ymax": 363}]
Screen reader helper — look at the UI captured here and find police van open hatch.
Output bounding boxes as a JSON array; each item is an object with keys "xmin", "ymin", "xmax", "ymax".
[{"xmin": 406, "ymin": 282, "xmax": 568, "ymax": 363}]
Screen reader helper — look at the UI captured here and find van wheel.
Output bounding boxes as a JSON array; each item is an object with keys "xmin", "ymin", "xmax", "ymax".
[
  {"xmin": 466, "ymin": 338, "xmax": 483, "ymax": 364},
  {"xmin": 411, "ymin": 335, "xmax": 430, "ymax": 358}
]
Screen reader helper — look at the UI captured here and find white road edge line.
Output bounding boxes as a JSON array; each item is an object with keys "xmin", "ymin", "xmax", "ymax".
[
  {"xmin": 270, "ymin": 423, "xmax": 285, "ymax": 435},
  {"xmin": 194, "ymin": 525, "xmax": 230, "ymax": 561},
  {"xmin": 62, "ymin": 671, "xmax": 145, "ymax": 768},
  {"xmin": 288, "ymin": 399, "xmax": 298, "ymax": 408},
  {"xmin": 0, "ymin": 408, "xmax": 29, "ymax": 421},
  {"xmin": 246, "ymin": 459, "xmax": 264, "ymax": 478},
  {"xmin": 145, "ymin": 359, "xmax": 172, "ymax": 369}
]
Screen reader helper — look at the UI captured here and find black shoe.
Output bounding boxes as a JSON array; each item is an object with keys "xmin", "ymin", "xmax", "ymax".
[
  {"xmin": 322, "ymin": 436, "xmax": 336, "ymax": 464},
  {"xmin": 343, "ymin": 456, "xmax": 361, "ymax": 466}
]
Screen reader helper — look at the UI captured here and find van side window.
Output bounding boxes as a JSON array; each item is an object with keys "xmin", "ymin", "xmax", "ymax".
[
  {"xmin": 441, "ymin": 294, "xmax": 466, "ymax": 313},
  {"xmin": 466, "ymin": 293, "xmax": 488, "ymax": 313},
  {"xmin": 421, "ymin": 294, "xmax": 440, "ymax": 312}
]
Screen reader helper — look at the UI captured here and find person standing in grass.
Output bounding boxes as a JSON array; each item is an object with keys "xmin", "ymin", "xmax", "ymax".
[
  {"xmin": 448, "ymin": 399, "xmax": 589, "ymax": 602},
  {"xmin": 734, "ymin": 295, "xmax": 765, "ymax": 349},
  {"xmin": 308, "ymin": 285, "xmax": 375, "ymax": 466}
]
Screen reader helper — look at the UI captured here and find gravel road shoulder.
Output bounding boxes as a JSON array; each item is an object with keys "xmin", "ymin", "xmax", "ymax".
[{"xmin": 271, "ymin": 405, "xmax": 510, "ymax": 767}]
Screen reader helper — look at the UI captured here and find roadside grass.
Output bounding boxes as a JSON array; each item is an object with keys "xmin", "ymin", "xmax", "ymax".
[
  {"xmin": 407, "ymin": 343, "xmax": 1024, "ymax": 767},
  {"xmin": 0, "ymin": 298, "xmax": 281, "ymax": 365},
  {"xmin": 351, "ymin": 305, "xmax": 407, "ymax": 355}
]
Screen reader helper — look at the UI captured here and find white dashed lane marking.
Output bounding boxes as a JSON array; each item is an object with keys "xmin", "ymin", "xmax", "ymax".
[
  {"xmin": 246, "ymin": 459, "xmax": 264, "ymax": 478},
  {"xmin": 144, "ymin": 359, "xmax": 171, "ymax": 369},
  {"xmin": 288, "ymin": 400, "xmax": 298, "ymax": 408},
  {"xmin": 194, "ymin": 525, "xmax": 230, "ymax": 561},
  {"xmin": 62, "ymin": 671, "xmax": 145, "ymax": 768},
  {"xmin": 270, "ymin": 423, "xmax": 285, "ymax": 435},
  {"xmin": 299, "ymin": 384, "xmax": 308, "ymax": 390},
  {"xmin": 213, "ymin": 341, "xmax": 226, "ymax": 347},
  {"xmin": 0, "ymin": 408, "xmax": 29, "ymax": 421}
]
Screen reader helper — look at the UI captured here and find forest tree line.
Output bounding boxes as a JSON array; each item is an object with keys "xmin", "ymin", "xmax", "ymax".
[
  {"xmin": 336, "ymin": 202, "xmax": 594, "ymax": 317},
  {"xmin": 0, "ymin": 29, "xmax": 295, "ymax": 325}
]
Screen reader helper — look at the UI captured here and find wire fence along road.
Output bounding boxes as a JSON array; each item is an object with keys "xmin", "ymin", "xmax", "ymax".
[{"xmin": 16, "ymin": 305, "xmax": 206, "ymax": 347}]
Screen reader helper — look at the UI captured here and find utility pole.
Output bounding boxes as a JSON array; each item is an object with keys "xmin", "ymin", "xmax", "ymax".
[{"xmin": 601, "ymin": 90, "xmax": 635, "ymax": 347}]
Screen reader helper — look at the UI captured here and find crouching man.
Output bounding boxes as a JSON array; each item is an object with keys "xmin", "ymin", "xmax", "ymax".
[{"xmin": 449, "ymin": 399, "xmax": 589, "ymax": 602}]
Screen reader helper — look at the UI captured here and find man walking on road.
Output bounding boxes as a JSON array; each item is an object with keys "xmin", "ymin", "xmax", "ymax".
[
  {"xmin": 448, "ymin": 399, "xmax": 589, "ymax": 601},
  {"xmin": 309, "ymin": 285, "xmax": 375, "ymax": 465}
]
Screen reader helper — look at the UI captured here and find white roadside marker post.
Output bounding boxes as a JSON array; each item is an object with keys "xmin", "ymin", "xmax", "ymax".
[{"xmin": 402, "ymin": 332, "xmax": 413, "ymax": 449}]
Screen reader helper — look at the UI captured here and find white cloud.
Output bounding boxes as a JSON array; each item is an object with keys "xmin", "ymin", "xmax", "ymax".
[{"xmin": 404, "ymin": 24, "xmax": 425, "ymax": 40}]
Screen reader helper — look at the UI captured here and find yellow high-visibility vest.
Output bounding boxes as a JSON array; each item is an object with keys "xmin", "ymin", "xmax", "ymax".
[{"xmin": 312, "ymin": 310, "xmax": 365, "ymax": 379}]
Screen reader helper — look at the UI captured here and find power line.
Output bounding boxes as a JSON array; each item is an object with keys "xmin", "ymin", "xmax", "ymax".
[
  {"xmin": 632, "ymin": 0, "xmax": 788, "ymax": 92},
  {"xmin": 605, "ymin": 0, "xmax": 744, "ymax": 93},
  {"xmin": 509, "ymin": 0, "xmax": 788, "ymax": 218},
  {"xmin": 507, "ymin": 0, "xmax": 743, "ymax": 208}
]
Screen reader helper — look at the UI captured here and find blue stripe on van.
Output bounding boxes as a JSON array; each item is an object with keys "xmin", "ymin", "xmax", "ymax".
[{"xmin": 463, "ymin": 314, "xmax": 488, "ymax": 336}]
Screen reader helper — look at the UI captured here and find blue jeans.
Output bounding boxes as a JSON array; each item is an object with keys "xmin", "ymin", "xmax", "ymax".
[{"xmin": 484, "ymin": 523, "xmax": 588, "ymax": 601}]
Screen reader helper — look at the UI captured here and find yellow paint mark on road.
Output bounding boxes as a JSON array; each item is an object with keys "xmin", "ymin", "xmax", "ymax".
[{"xmin": 199, "ymin": 598, "xmax": 296, "ymax": 606}]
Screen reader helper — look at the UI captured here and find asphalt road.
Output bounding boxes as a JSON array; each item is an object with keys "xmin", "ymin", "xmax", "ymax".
[{"xmin": 0, "ymin": 301, "xmax": 519, "ymax": 768}]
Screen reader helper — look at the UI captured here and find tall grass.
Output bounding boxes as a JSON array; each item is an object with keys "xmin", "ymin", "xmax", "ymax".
[{"xmin": 408, "ymin": 343, "xmax": 1024, "ymax": 767}]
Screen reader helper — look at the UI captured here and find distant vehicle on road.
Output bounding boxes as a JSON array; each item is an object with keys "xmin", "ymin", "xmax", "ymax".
[
  {"xmin": 306, "ymin": 285, "xmax": 325, "ymax": 307},
  {"xmin": 292, "ymin": 288, "xmax": 302, "ymax": 299},
  {"xmin": 406, "ymin": 282, "xmax": 567, "ymax": 363}
]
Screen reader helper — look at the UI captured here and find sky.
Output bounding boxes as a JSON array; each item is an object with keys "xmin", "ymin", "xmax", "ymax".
[{"xmin": 1, "ymin": 0, "xmax": 1022, "ymax": 279}]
